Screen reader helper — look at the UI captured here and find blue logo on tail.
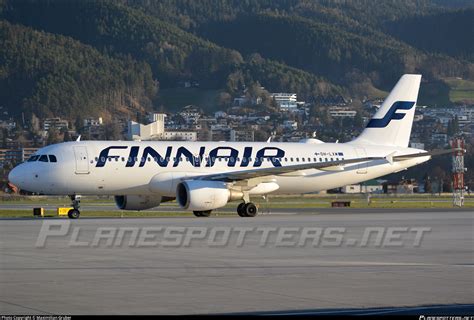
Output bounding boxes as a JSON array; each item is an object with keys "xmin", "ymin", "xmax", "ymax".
[{"xmin": 366, "ymin": 101, "xmax": 415, "ymax": 128}]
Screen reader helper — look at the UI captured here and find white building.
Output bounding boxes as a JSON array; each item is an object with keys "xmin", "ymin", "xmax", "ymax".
[
  {"xmin": 214, "ymin": 111, "xmax": 227, "ymax": 119},
  {"xmin": 282, "ymin": 120, "xmax": 298, "ymax": 130},
  {"xmin": 328, "ymin": 106, "xmax": 357, "ymax": 118},
  {"xmin": 342, "ymin": 180, "xmax": 383, "ymax": 194},
  {"xmin": 127, "ymin": 114, "xmax": 165, "ymax": 141},
  {"xmin": 270, "ymin": 93, "xmax": 298, "ymax": 111},
  {"xmin": 179, "ymin": 105, "xmax": 202, "ymax": 124},
  {"xmin": 163, "ymin": 130, "xmax": 197, "ymax": 141},
  {"xmin": 83, "ymin": 117, "xmax": 103, "ymax": 127},
  {"xmin": 43, "ymin": 117, "xmax": 69, "ymax": 132},
  {"xmin": 127, "ymin": 113, "xmax": 196, "ymax": 141}
]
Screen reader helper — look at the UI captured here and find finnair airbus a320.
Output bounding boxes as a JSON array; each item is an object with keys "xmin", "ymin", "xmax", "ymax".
[{"xmin": 8, "ymin": 74, "xmax": 457, "ymax": 218}]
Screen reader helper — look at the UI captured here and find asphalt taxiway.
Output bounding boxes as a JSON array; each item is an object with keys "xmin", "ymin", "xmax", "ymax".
[{"xmin": 0, "ymin": 209, "xmax": 473, "ymax": 314}]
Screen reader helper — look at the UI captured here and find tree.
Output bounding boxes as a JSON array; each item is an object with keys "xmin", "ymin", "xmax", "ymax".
[
  {"xmin": 63, "ymin": 129, "xmax": 71, "ymax": 142},
  {"xmin": 46, "ymin": 126, "xmax": 60, "ymax": 145},
  {"xmin": 75, "ymin": 116, "xmax": 84, "ymax": 134},
  {"xmin": 353, "ymin": 112, "xmax": 364, "ymax": 128},
  {"xmin": 423, "ymin": 173, "xmax": 432, "ymax": 194},
  {"xmin": 104, "ymin": 122, "xmax": 122, "ymax": 140}
]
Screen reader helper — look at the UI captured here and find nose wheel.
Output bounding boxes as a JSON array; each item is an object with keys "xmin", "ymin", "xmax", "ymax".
[
  {"xmin": 237, "ymin": 202, "xmax": 258, "ymax": 217},
  {"xmin": 68, "ymin": 195, "xmax": 81, "ymax": 219}
]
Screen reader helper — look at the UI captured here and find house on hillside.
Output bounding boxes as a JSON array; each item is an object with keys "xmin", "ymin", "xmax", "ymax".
[{"xmin": 341, "ymin": 179, "xmax": 383, "ymax": 194}]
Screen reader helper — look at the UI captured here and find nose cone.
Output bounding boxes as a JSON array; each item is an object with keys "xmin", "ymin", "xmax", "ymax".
[{"xmin": 8, "ymin": 166, "xmax": 22, "ymax": 187}]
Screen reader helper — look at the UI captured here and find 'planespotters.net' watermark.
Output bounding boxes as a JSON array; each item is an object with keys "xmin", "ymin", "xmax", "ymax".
[{"xmin": 35, "ymin": 221, "xmax": 432, "ymax": 249}]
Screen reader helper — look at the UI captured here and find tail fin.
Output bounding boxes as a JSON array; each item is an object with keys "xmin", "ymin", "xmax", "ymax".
[{"xmin": 351, "ymin": 74, "xmax": 421, "ymax": 147}]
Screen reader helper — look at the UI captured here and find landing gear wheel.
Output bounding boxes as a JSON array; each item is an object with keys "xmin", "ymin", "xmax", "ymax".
[
  {"xmin": 242, "ymin": 202, "xmax": 258, "ymax": 217},
  {"xmin": 237, "ymin": 202, "xmax": 246, "ymax": 217},
  {"xmin": 193, "ymin": 210, "xmax": 211, "ymax": 217},
  {"xmin": 68, "ymin": 195, "xmax": 81, "ymax": 219},
  {"xmin": 68, "ymin": 209, "xmax": 80, "ymax": 219}
]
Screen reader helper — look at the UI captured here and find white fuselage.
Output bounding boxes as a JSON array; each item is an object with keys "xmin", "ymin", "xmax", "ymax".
[{"xmin": 9, "ymin": 140, "xmax": 430, "ymax": 197}]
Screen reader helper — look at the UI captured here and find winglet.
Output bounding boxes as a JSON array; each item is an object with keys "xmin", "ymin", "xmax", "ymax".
[
  {"xmin": 266, "ymin": 136, "xmax": 272, "ymax": 143},
  {"xmin": 76, "ymin": 135, "xmax": 81, "ymax": 142}
]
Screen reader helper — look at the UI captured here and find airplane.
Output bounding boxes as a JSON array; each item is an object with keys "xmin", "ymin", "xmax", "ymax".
[{"xmin": 8, "ymin": 74, "xmax": 460, "ymax": 219}]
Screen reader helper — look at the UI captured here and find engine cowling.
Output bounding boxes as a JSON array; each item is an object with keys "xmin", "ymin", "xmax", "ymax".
[
  {"xmin": 176, "ymin": 180, "xmax": 242, "ymax": 211},
  {"xmin": 114, "ymin": 195, "xmax": 163, "ymax": 211}
]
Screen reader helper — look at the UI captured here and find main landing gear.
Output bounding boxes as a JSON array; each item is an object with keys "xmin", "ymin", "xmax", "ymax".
[
  {"xmin": 193, "ymin": 210, "xmax": 211, "ymax": 217},
  {"xmin": 237, "ymin": 202, "xmax": 258, "ymax": 217},
  {"xmin": 192, "ymin": 202, "xmax": 258, "ymax": 218},
  {"xmin": 68, "ymin": 195, "xmax": 81, "ymax": 219}
]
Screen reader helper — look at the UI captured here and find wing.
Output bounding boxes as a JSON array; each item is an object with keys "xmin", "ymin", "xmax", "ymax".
[
  {"xmin": 190, "ymin": 147, "xmax": 464, "ymax": 183},
  {"xmin": 194, "ymin": 156, "xmax": 386, "ymax": 182}
]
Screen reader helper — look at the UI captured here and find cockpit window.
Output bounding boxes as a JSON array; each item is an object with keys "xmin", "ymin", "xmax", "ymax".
[
  {"xmin": 39, "ymin": 155, "xmax": 49, "ymax": 162},
  {"xmin": 49, "ymin": 155, "xmax": 57, "ymax": 162},
  {"xmin": 27, "ymin": 155, "xmax": 39, "ymax": 162}
]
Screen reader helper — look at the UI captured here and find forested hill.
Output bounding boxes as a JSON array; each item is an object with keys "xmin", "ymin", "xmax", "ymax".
[
  {"xmin": 385, "ymin": 9, "xmax": 474, "ymax": 62},
  {"xmin": 0, "ymin": 0, "xmax": 473, "ymax": 120},
  {"xmin": 0, "ymin": 20, "xmax": 156, "ymax": 119}
]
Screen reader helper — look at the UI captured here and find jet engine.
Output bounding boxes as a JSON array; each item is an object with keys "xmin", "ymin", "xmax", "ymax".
[
  {"xmin": 114, "ymin": 195, "xmax": 166, "ymax": 211},
  {"xmin": 176, "ymin": 180, "xmax": 243, "ymax": 211}
]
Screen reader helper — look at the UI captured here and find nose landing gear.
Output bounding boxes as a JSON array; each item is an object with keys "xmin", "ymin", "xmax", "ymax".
[{"xmin": 68, "ymin": 195, "xmax": 81, "ymax": 219}]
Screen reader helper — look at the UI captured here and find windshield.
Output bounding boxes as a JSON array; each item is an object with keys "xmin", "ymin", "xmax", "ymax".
[{"xmin": 27, "ymin": 155, "xmax": 39, "ymax": 162}]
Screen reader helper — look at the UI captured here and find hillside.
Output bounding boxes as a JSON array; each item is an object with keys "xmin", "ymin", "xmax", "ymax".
[
  {"xmin": 0, "ymin": 0, "xmax": 473, "ymax": 121},
  {"xmin": 0, "ymin": 20, "xmax": 156, "ymax": 120},
  {"xmin": 1, "ymin": 0, "xmax": 339, "ymax": 99},
  {"xmin": 385, "ymin": 9, "xmax": 474, "ymax": 62}
]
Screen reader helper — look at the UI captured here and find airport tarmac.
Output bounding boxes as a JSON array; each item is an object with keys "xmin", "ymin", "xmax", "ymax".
[{"xmin": 0, "ymin": 209, "xmax": 473, "ymax": 315}]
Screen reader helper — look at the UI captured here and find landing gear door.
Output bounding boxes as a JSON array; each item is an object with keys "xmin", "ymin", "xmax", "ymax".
[
  {"xmin": 354, "ymin": 147, "xmax": 367, "ymax": 174},
  {"xmin": 73, "ymin": 146, "xmax": 90, "ymax": 174}
]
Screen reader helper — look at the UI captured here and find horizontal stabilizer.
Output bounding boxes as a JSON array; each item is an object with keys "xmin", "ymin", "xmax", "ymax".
[{"xmin": 393, "ymin": 148, "xmax": 464, "ymax": 161}]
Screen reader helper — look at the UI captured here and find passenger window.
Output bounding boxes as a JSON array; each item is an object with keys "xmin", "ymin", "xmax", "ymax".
[
  {"xmin": 27, "ymin": 155, "xmax": 39, "ymax": 162},
  {"xmin": 39, "ymin": 155, "xmax": 48, "ymax": 162},
  {"xmin": 48, "ymin": 155, "xmax": 57, "ymax": 162}
]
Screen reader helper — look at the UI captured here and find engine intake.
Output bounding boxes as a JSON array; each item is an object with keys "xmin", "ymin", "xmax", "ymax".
[
  {"xmin": 114, "ymin": 195, "xmax": 163, "ymax": 211},
  {"xmin": 176, "ymin": 180, "xmax": 243, "ymax": 211}
]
